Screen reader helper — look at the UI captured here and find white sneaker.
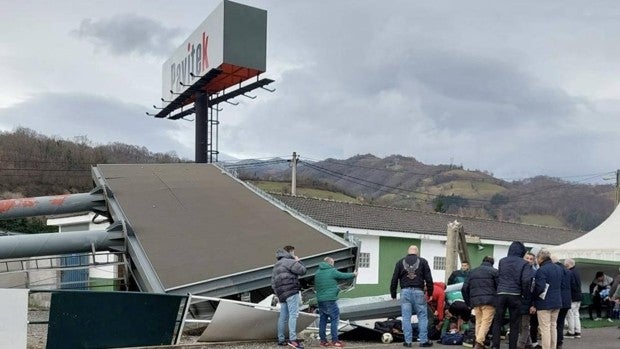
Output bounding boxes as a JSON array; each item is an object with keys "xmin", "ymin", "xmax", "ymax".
[
  {"xmin": 594, "ymin": 317, "xmax": 602, "ymax": 321},
  {"xmin": 607, "ymin": 318, "xmax": 613, "ymax": 322}
]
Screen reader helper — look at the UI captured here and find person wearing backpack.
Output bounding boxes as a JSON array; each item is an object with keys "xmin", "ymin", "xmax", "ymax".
[{"xmin": 390, "ymin": 245, "xmax": 434, "ymax": 347}]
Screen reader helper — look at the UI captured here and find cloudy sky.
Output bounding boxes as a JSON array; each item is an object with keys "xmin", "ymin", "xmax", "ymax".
[{"xmin": 1, "ymin": 0, "xmax": 618, "ymax": 183}]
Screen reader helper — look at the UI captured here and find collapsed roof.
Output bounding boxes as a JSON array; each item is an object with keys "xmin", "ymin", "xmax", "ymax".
[
  {"xmin": 0, "ymin": 164, "xmax": 358, "ymax": 298},
  {"xmin": 93, "ymin": 163, "xmax": 358, "ymax": 296}
]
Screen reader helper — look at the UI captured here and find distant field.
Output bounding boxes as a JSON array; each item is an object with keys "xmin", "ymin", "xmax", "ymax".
[
  {"xmin": 249, "ymin": 181, "xmax": 360, "ymax": 203},
  {"xmin": 520, "ymin": 214, "xmax": 566, "ymax": 228},
  {"xmin": 425, "ymin": 180, "xmax": 507, "ymax": 199}
]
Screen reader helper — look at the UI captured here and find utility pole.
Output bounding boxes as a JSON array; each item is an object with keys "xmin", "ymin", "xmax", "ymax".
[
  {"xmin": 445, "ymin": 220, "xmax": 460, "ymax": 283},
  {"xmin": 616, "ymin": 169, "xmax": 620, "ymax": 207},
  {"xmin": 291, "ymin": 152, "xmax": 299, "ymax": 196},
  {"xmin": 445, "ymin": 220, "xmax": 470, "ymax": 283}
]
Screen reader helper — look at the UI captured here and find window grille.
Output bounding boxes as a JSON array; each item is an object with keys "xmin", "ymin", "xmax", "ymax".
[
  {"xmin": 358, "ymin": 252, "xmax": 370, "ymax": 268},
  {"xmin": 433, "ymin": 256, "xmax": 446, "ymax": 270}
]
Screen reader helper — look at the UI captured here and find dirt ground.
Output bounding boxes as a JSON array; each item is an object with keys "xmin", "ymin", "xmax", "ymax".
[{"xmin": 28, "ymin": 309, "xmax": 620, "ymax": 349}]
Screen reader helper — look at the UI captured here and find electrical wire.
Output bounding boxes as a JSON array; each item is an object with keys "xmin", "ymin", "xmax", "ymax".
[{"xmin": 297, "ymin": 160, "xmax": 615, "ymax": 207}]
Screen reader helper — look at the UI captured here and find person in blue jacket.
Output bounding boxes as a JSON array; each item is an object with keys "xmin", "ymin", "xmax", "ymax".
[{"xmin": 532, "ymin": 248, "xmax": 563, "ymax": 349}]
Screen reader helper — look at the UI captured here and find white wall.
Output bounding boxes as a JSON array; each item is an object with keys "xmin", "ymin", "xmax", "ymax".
[
  {"xmin": 354, "ymin": 235, "xmax": 379, "ymax": 284},
  {"xmin": 0, "ymin": 289, "xmax": 28, "ymax": 349},
  {"xmin": 421, "ymin": 240, "xmax": 447, "ymax": 283},
  {"xmin": 493, "ymin": 244, "xmax": 509, "ymax": 262}
]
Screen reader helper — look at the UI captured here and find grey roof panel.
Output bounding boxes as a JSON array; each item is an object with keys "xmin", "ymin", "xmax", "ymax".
[
  {"xmin": 97, "ymin": 164, "xmax": 350, "ymax": 291},
  {"xmin": 272, "ymin": 194, "xmax": 583, "ymax": 245}
]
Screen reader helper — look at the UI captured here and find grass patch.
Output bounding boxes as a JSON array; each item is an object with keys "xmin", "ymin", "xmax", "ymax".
[
  {"xmin": 521, "ymin": 214, "xmax": 566, "ymax": 228},
  {"xmin": 250, "ymin": 181, "xmax": 359, "ymax": 203},
  {"xmin": 425, "ymin": 180, "xmax": 506, "ymax": 200},
  {"xmin": 580, "ymin": 318, "xmax": 619, "ymax": 328}
]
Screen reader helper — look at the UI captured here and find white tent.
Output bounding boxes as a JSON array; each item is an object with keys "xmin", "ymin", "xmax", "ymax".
[{"xmin": 550, "ymin": 204, "xmax": 620, "ymax": 263}]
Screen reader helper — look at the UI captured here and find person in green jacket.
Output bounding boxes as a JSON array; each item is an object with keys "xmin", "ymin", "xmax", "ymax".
[{"xmin": 314, "ymin": 257, "xmax": 357, "ymax": 347}]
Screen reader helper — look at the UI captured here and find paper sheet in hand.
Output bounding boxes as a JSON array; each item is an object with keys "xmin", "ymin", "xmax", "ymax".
[{"xmin": 539, "ymin": 283, "xmax": 549, "ymax": 300}]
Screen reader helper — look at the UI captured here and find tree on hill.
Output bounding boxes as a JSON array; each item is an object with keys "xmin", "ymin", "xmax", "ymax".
[
  {"xmin": 232, "ymin": 156, "xmax": 615, "ymax": 231},
  {"xmin": 0, "ymin": 128, "xmax": 185, "ymax": 233},
  {"xmin": 0, "ymin": 127, "xmax": 183, "ymax": 197}
]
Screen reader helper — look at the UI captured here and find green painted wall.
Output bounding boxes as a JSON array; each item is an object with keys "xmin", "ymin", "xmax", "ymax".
[
  {"xmin": 89, "ymin": 278, "xmax": 117, "ymax": 291},
  {"xmin": 465, "ymin": 243, "xmax": 494, "ymax": 268},
  {"xmin": 342, "ymin": 236, "xmax": 421, "ymax": 298}
]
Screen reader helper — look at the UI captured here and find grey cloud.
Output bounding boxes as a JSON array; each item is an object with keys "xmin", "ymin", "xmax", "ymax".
[{"xmin": 73, "ymin": 14, "xmax": 182, "ymax": 56}]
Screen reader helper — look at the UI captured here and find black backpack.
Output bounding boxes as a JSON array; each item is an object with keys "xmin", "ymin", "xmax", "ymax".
[{"xmin": 374, "ymin": 318, "xmax": 403, "ymax": 334}]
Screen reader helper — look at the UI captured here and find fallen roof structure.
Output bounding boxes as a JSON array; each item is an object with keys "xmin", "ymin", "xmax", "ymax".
[{"xmin": 0, "ymin": 163, "xmax": 358, "ymax": 300}]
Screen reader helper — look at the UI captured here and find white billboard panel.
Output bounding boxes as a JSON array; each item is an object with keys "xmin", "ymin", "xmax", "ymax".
[
  {"xmin": 161, "ymin": 0, "xmax": 267, "ymax": 106},
  {"xmin": 0, "ymin": 288, "xmax": 28, "ymax": 349}
]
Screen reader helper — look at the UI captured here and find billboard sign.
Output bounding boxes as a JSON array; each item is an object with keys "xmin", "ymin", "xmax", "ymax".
[{"xmin": 161, "ymin": 0, "xmax": 267, "ymax": 107}]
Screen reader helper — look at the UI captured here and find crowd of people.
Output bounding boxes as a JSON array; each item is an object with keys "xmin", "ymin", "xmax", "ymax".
[
  {"xmin": 270, "ymin": 243, "xmax": 620, "ymax": 349},
  {"xmin": 391, "ymin": 242, "xmax": 620, "ymax": 349}
]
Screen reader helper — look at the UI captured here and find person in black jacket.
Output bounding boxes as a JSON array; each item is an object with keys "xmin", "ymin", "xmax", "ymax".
[
  {"xmin": 563, "ymin": 258, "xmax": 582, "ymax": 338},
  {"xmin": 554, "ymin": 257, "xmax": 572, "ymax": 349},
  {"xmin": 462, "ymin": 256, "xmax": 498, "ymax": 349},
  {"xmin": 448, "ymin": 261, "xmax": 471, "ymax": 285},
  {"xmin": 517, "ymin": 252, "xmax": 536, "ymax": 349},
  {"xmin": 271, "ymin": 245, "xmax": 307, "ymax": 348},
  {"xmin": 491, "ymin": 241, "xmax": 531, "ymax": 349},
  {"xmin": 390, "ymin": 245, "xmax": 434, "ymax": 347}
]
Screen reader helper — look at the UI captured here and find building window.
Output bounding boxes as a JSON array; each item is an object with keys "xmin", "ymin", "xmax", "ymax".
[
  {"xmin": 433, "ymin": 256, "xmax": 446, "ymax": 270},
  {"xmin": 358, "ymin": 252, "xmax": 370, "ymax": 268}
]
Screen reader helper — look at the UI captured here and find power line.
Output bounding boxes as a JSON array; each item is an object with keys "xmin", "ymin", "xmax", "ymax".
[
  {"xmin": 507, "ymin": 172, "xmax": 614, "ymax": 202},
  {"xmin": 298, "ymin": 161, "xmax": 615, "ymax": 208},
  {"xmin": 301, "ymin": 156, "xmax": 442, "ymax": 177},
  {"xmin": 0, "ymin": 168, "xmax": 91, "ymax": 172},
  {"xmin": 300, "ymin": 161, "xmax": 437, "ymax": 204},
  {"xmin": 222, "ymin": 159, "xmax": 289, "ymax": 169}
]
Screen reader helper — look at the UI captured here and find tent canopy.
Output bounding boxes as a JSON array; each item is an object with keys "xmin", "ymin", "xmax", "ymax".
[{"xmin": 550, "ymin": 204, "xmax": 620, "ymax": 263}]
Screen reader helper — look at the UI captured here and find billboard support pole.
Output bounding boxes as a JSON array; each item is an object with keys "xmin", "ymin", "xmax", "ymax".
[{"xmin": 195, "ymin": 93, "xmax": 209, "ymax": 163}]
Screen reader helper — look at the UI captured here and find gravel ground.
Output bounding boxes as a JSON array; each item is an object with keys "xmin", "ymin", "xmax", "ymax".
[
  {"xmin": 27, "ymin": 310, "xmax": 379, "ymax": 349},
  {"xmin": 29, "ymin": 309, "xmax": 620, "ymax": 349},
  {"xmin": 27, "ymin": 310, "xmax": 48, "ymax": 349}
]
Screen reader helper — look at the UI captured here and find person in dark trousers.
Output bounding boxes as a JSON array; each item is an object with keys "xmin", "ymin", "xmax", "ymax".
[
  {"xmin": 390, "ymin": 245, "xmax": 434, "ymax": 348},
  {"xmin": 517, "ymin": 252, "xmax": 537, "ymax": 349},
  {"xmin": 271, "ymin": 245, "xmax": 307, "ymax": 349},
  {"xmin": 314, "ymin": 256, "xmax": 357, "ymax": 347},
  {"xmin": 563, "ymin": 258, "xmax": 582, "ymax": 339},
  {"xmin": 554, "ymin": 256, "xmax": 571, "ymax": 349},
  {"xmin": 532, "ymin": 249, "xmax": 563, "ymax": 349},
  {"xmin": 462, "ymin": 256, "xmax": 498, "ymax": 349},
  {"xmin": 589, "ymin": 271, "xmax": 613, "ymax": 320},
  {"xmin": 448, "ymin": 261, "xmax": 470, "ymax": 285},
  {"xmin": 491, "ymin": 241, "xmax": 531, "ymax": 349}
]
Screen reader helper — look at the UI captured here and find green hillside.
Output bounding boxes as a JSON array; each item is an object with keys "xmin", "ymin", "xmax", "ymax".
[{"xmin": 250, "ymin": 181, "xmax": 360, "ymax": 203}]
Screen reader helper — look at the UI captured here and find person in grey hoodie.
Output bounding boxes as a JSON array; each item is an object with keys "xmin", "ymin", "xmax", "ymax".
[
  {"xmin": 490, "ymin": 241, "xmax": 531, "ymax": 349},
  {"xmin": 271, "ymin": 245, "xmax": 307, "ymax": 348}
]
